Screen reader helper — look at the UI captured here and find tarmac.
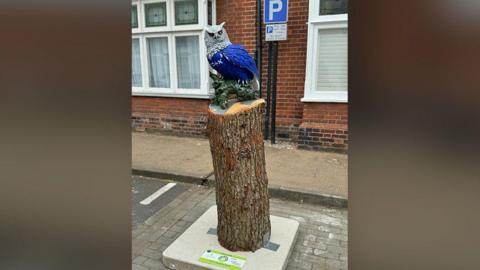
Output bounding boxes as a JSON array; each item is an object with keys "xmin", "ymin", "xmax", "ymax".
[{"xmin": 132, "ymin": 132, "xmax": 348, "ymax": 207}]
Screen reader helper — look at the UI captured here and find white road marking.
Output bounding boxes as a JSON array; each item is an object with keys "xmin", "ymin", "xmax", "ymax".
[{"xmin": 140, "ymin": 183, "xmax": 177, "ymax": 205}]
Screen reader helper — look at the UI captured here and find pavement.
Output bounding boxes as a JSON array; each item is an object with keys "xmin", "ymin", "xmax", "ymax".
[
  {"xmin": 132, "ymin": 176, "xmax": 348, "ymax": 270},
  {"xmin": 132, "ymin": 132, "xmax": 348, "ymax": 207}
]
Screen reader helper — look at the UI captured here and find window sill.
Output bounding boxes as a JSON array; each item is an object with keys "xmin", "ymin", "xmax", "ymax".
[
  {"xmin": 301, "ymin": 97, "xmax": 348, "ymax": 103},
  {"xmin": 132, "ymin": 91, "xmax": 211, "ymax": 99}
]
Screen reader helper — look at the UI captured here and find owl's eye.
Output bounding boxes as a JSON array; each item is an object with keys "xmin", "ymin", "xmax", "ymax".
[
  {"xmin": 218, "ymin": 30, "xmax": 223, "ymax": 35},
  {"xmin": 208, "ymin": 32, "xmax": 214, "ymax": 37}
]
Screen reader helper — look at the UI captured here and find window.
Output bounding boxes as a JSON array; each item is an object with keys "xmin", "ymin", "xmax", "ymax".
[
  {"xmin": 132, "ymin": 0, "xmax": 216, "ymax": 98},
  {"xmin": 174, "ymin": 0, "xmax": 198, "ymax": 25},
  {"xmin": 132, "ymin": 39, "xmax": 142, "ymax": 87},
  {"xmin": 175, "ymin": 36, "xmax": 200, "ymax": 88},
  {"xmin": 145, "ymin": 2, "xmax": 167, "ymax": 27},
  {"xmin": 320, "ymin": 0, "xmax": 348, "ymax": 15},
  {"xmin": 147, "ymin": 37, "xmax": 170, "ymax": 88},
  {"xmin": 303, "ymin": 0, "xmax": 348, "ymax": 102},
  {"xmin": 315, "ymin": 28, "xmax": 347, "ymax": 92},
  {"xmin": 132, "ymin": 5, "xmax": 139, "ymax": 28},
  {"xmin": 207, "ymin": 0, "xmax": 213, "ymax": 25}
]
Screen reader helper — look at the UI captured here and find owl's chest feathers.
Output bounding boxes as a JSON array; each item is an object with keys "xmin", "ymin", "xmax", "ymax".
[{"xmin": 207, "ymin": 41, "xmax": 230, "ymax": 59}]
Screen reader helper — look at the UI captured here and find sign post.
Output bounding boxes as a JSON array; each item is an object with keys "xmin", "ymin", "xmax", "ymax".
[{"xmin": 264, "ymin": 0, "xmax": 288, "ymax": 143}]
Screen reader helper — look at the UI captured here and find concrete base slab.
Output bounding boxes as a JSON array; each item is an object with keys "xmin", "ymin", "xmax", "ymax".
[{"xmin": 163, "ymin": 205, "xmax": 299, "ymax": 270}]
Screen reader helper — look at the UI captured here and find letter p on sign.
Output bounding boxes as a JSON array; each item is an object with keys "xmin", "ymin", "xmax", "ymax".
[
  {"xmin": 269, "ymin": 0, "xmax": 282, "ymax": 21},
  {"xmin": 264, "ymin": 0, "xmax": 288, "ymax": 23}
]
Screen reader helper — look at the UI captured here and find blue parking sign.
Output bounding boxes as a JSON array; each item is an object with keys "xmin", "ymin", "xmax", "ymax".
[{"xmin": 264, "ymin": 0, "xmax": 288, "ymax": 23}]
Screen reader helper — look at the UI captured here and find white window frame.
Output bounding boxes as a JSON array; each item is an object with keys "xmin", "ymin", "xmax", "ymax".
[
  {"xmin": 132, "ymin": 0, "xmax": 216, "ymax": 99},
  {"xmin": 303, "ymin": 0, "xmax": 348, "ymax": 103},
  {"xmin": 131, "ymin": 3, "xmax": 142, "ymax": 34},
  {"xmin": 207, "ymin": 0, "xmax": 216, "ymax": 26}
]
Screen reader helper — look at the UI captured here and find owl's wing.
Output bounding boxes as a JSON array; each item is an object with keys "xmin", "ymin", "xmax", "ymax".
[{"xmin": 222, "ymin": 44, "xmax": 259, "ymax": 78}]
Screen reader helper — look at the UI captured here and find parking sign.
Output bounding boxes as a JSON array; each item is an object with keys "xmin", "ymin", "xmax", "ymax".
[
  {"xmin": 266, "ymin": 24, "xmax": 287, "ymax": 41},
  {"xmin": 264, "ymin": 0, "xmax": 288, "ymax": 23}
]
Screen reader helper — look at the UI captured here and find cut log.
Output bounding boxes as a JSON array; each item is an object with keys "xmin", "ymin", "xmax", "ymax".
[{"xmin": 207, "ymin": 99, "xmax": 271, "ymax": 252}]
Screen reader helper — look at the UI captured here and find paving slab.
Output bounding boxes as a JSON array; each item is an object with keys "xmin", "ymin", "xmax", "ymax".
[
  {"xmin": 132, "ymin": 133, "xmax": 213, "ymax": 179},
  {"xmin": 162, "ymin": 205, "xmax": 299, "ymax": 270}
]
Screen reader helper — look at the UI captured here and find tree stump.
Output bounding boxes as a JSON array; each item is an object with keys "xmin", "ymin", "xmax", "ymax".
[{"xmin": 207, "ymin": 99, "xmax": 271, "ymax": 252}]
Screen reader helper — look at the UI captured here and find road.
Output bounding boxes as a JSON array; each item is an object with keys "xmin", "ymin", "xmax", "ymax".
[{"xmin": 131, "ymin": 175, "xmax": 188, "ymax": 229}]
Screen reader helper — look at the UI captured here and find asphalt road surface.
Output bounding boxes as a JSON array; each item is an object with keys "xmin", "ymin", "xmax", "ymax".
[{"xmin": 131, "ymin": 175, "xmax": 188, "ymax": 229}]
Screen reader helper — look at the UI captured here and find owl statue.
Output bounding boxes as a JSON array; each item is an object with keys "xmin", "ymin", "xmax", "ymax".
[{"xmin": 204, "ymin": 23, "xmax": 260, "ymax": 108}]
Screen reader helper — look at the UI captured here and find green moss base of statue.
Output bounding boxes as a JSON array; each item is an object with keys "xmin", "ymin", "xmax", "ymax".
[{"xmin": 210, "ymin": 73, "xmax": 259, "ymax": 109}]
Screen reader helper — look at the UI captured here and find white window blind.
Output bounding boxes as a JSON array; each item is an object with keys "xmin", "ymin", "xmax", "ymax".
[
  {"xmin": 132, "ymin": 39, "xmax": 142, "ymax": 87},
  {"xmin": 315, "ymin": 28, "xmax": 348, "ymax": 92},
  {"xmin": 147, "ymin": 37, "xmax": 170, "ymax": 88}
]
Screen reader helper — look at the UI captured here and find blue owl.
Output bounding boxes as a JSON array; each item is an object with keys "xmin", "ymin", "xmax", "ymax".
[{"xmin": 204, "ymin": 22, "xmax": 259, "ymax": 86}]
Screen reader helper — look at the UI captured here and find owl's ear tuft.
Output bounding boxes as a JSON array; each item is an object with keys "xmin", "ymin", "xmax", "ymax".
[{"xmin": 220, "ymin": 22, "xmax": 226, "ymax": 28}]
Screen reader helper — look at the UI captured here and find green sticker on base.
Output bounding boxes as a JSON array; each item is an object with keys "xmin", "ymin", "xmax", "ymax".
[{"xmin": 199, "ymin": 249, "xmax": 246, "ymax": 270}]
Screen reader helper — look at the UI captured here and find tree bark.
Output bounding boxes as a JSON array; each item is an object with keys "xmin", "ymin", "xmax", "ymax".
[{"xmin": 207, "ymin": 99, "xmax": 271, "ymax": 252}]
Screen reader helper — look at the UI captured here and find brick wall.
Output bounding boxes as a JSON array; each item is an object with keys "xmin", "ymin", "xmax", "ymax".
[
  {"xmin": 263, "ymin": 0, "xmax": 309, "ymax": 144},
  {"xmin": 265, "ymin": 0, "xmax": 308, "ymax": 128},
  {"xmin": 131, "ymin": 0, "xmax": 349, "ymax": 152},
  {"xmin": 298, "ymin": 103, "xmax": 348, "ymax": 152},
  {"xmin": 132, "ymin": 97, "xmax": 209, "ymax": 137},
  {"xmin": 216, "ymin": 0, "xmax": 257, "ymax": 52},
  {"xmin": 217, "ymin": 0, "xmax": 309, "ymax": 142}
]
